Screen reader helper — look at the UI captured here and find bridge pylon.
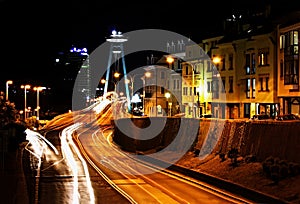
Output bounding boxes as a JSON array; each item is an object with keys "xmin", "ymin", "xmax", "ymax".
[{"xmin": 104, "ymin": 30, "xmax": 131, "ymax": 111}]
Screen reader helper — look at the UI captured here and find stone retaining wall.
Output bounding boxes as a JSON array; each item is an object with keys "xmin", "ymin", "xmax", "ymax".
[{"xmin": 112, "ymin": 118, "xmax": 300, "ymax": 163}]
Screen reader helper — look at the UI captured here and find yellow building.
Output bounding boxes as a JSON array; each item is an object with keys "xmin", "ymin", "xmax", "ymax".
[
  {"xmin": 184, "ymin": 22, "xmax": 280, "ymax": 119},
  {"xmin": 277, "ymin": 21, "xmax": 300, "ymax": 115}
]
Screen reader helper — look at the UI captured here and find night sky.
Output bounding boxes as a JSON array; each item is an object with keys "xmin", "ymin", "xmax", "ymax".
[
  {"xmin": 0, "ymin": 0, "xmax": 299, "ymax": 92},
  {"xmin": 0, "ymin": 1, "xmax": 247, "ymax": 78}
]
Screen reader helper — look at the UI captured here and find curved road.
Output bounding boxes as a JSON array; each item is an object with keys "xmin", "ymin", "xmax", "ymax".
[{"xmin": 28, "ymin": 96, "xmax": 253, "ymax": 203}]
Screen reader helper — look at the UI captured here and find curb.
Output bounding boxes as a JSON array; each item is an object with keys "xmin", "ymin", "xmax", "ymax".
[{"xmin": 141, "ymin": 155, "xmax": 288, "ymax": 204}]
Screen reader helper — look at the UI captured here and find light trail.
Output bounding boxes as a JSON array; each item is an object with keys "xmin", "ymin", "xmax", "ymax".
[
  {"xmin": 60, "ymin": 123, "xmax": 95, "ymax": 204},
  {"xmin": 25, "ymin": 128, "xmax": 59, "ymax": 155}
]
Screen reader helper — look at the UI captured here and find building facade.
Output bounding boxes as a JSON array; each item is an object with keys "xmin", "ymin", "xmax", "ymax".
[{"xmin": 277, "ymin": 21, "xmax": 300, "ymax": 115}]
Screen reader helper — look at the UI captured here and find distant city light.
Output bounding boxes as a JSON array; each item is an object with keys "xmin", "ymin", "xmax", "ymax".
[
  {"xmin": 70, "ymin": 47, "xmax": 88, "ymax": 54},
  {"xmin": 56, "ymin": 58, "xmax": 59, "ymax": 62}
]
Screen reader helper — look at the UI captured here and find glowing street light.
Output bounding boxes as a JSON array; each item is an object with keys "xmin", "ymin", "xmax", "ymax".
[
  {"xmin": 6, "ymin": 80, "xmax": 13, "ymax": 101},
  {"xmin": 21, "ymin": 85, "xmax": 31, "ymax": 121},
  {"xmin": 33, "ymin": 86, "xmax": 46, "ymax": 121},
  {"xmin": 165, "ymin": 92, "xmax": 171, "ymax": 116},
  {"xmin": 212, "ymin": 56, "xmax": 221, "ymax": 64}
]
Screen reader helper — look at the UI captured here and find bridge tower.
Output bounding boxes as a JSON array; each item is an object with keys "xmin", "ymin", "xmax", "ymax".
[{"xmin": 104, "ymin": 30, "xmax": 131, "ymax": 110}]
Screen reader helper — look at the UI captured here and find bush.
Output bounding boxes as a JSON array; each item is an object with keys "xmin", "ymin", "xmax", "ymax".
[{"xmin": 262, "ymin": 156, "xmax": 300, "ymax": 183}]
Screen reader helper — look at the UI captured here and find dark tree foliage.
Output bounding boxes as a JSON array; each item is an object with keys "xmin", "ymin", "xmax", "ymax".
[{"xmin": 0, "ymin": 91, "xmax": 27, "ymax": 151}]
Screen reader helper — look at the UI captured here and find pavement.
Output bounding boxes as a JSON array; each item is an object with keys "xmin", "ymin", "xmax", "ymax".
[{"xmin": 0, "ymin": 143, "xmax": 29, "ymax": 204}]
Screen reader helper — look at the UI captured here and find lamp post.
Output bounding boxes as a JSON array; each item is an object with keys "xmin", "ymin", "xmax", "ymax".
[
  {"xmin": 21, "ymin": 85, "xmax": 31, "ymax": 121},
  {"xmin": 196, "ymin": 87, "xmax": 200, "ymax": 117},
  {"xmin": 6, "ymin": 80, "xmax": 13, "ymax": 101},
  {"xmin": 192, "ymin": 64, "xmax": 195, "ymax": 118},
  {"xmin": 113, "ymin": 72, "xmax": 120, "ymax": 93},
  {"xmin": 33, "ymin": 86, "xmax": 46, "ymax": 121},
  {"xmin": 166, "ymin": 56, "xmax": 174, "ymax": 69},
  {"xmin": 165, "ymin": 92, "xmax": 171, "ymax": 116},
  {"xmin": 125, "ymin": 72, "xmax": 151, "ymax": 115}
]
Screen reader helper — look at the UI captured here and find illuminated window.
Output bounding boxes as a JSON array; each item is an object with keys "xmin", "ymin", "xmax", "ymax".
[
  {"xmin": 252, "ymin": 78, "xmax": 256, "ymax": 98},
  {"xmin": 258, "ymin": 48, "xmax": 269, "ymax": 66},
  {"xmin": 246, "ymin": 78, "xmax": 251, "ymax": 98},
  {"xmin": 245, "ymin": 53, "xmax": 256, "ymax": 74},
  {"xmin": 280, "ymin": 35, "xmax": 285, "ymax": 49}
]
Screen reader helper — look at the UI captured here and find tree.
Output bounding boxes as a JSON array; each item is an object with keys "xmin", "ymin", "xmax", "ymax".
[{"xmin": 0, "ymin": 91, "xmax": 19, "ymax": 128}]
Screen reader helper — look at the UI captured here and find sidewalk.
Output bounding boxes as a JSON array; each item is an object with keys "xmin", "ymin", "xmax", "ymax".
[{"xmin": 0, "ymin": 144, "xmax": 29, "ymax": 204}]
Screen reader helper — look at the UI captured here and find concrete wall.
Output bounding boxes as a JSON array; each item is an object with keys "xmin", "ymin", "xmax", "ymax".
[{"xmin": 112, "ymin": 117, "xmax": 300, "ymax": 163}]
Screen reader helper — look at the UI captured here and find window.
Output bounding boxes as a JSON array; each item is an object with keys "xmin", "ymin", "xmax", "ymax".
[
  {"xmin": 259, "ymin": 75, "xmax": 270, "ymax": 91},
  {"xmin": 246, "ymin": 78, "xmax": 251, "ymax": 98},
  {"xmin": 183, "ymin": 87, "xmax": 187, "ymax": 95},
  {"xmin": 252, "ymin": 78, "xmax": 256, "ymax": 98},
  {"xmin": 285, "ymin": 30, "xmax": 299, "ymax": 55},
  {"xmin": 229, "ymin": 76, "xmax": 233, "ymax": 93},
  {"xmin": 221, "ymin": 77, "xmax": 226, "ymax": 92},
  {"xmin": 293, "ymin": 31, "xmax": 298, "ymax": 54},
  {"xmin": 284, "ymin": 30, "xmax": 299, "ymax": 85},
  {"xmin": 266, "ymin": 77, "xmax": 269, "ymax": 91},
  {"xmin": 229, "ymin": 54, "xmax": 233, "ymax": 70},
  {"xmin": 258, "ymin": 48, "xmax": 269, "ymax": 66},
  {"xmin": 161, "ymin": 87, "xmax": 165, "ymax": 94},
  {"xmin": 185, "ymin": 65, "xmax": 189, "ymax": 75},
  {"xmin": 207, "ymin": 81, "xmax": 211, "ymax": 92},
  {"xmin": 183, "ymin": 87, "xmax": 188, "ymax": 95},
  {"xmin": 221, "ymin": 56, "xmax": 226, "ymax": 71},
  {"xmin": 212, "ymin": 79, "xmax": 219, "ymax": 99},
  {"xmin": 173, "ymin": 80, "xmax": 176, "ymax": 89},
  {"xmin": 259, "ymin": 77, "xmax": 263, "ymax": 91},
  {"xmin": 290, "ymin": 31, "xmax": 298, "ymax": 54},
  {"xmin": 284, "ymin": 60, "xmax": 299, "ymax": 85},
  {"xmin": 194, "ymin": 64, "xmax": 200, "ymax": 74},
  {"xmin": 280, "ymin": 35, "xmax": 285, "ymax": 50},
  {"xmin": 207, "ymin": 61, "xmax": 211, "ymax": 72},
  {"xmin": 177, "ymin": 80, "xmax": 180, "ymax": 89},
  {"xmin": 161, "ymin": 71, "xmax": 165, "ymax": 79},
  {"xmin": 251, "ymin": 53, "xmax": 256, "ymax": 74},
  {"xmin": 246, "ymin": 54, "xmax": 251, "ymax": 74},
  {"xmin": 189, "ymin": 87, "xmax": 192, "ymax": 95},
  {"xmin": 245, "ymin": 53, "xmax": 255, "ymax": 74}
]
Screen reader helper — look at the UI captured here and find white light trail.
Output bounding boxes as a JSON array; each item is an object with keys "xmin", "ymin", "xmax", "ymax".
[{"xmin": 60, "ymin": 123, "xmax": 95, "ymax": 204}]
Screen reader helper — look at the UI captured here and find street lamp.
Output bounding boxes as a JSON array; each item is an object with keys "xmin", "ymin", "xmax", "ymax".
[
  {"xmin": 166, "ymin": 56, "xmax": 174, "ymax": 69},
  {"xmin": 165, "ymin": 92, "xmax": 171, "ymax": 116},
  {"xmin": 100, "ymin": 72, "xmax": 120, "ymax": 96},
  {"xmin": 33, "ymin": 86, "xmax": 46, "ymax": 121},
  {"xmin": 125, "ymin": 72, "xmax": 151, "ymax": 115},
  {"xmin": 6, "ymin": 80, "xmax": 13, "ymax": 101},
  {"xmin": 21, "ymin": 85, "xmax": 31, "ymax": 121},
  {"xmin": 196, "ymin": 87, "xmax": 200, "ymax": 117}
]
